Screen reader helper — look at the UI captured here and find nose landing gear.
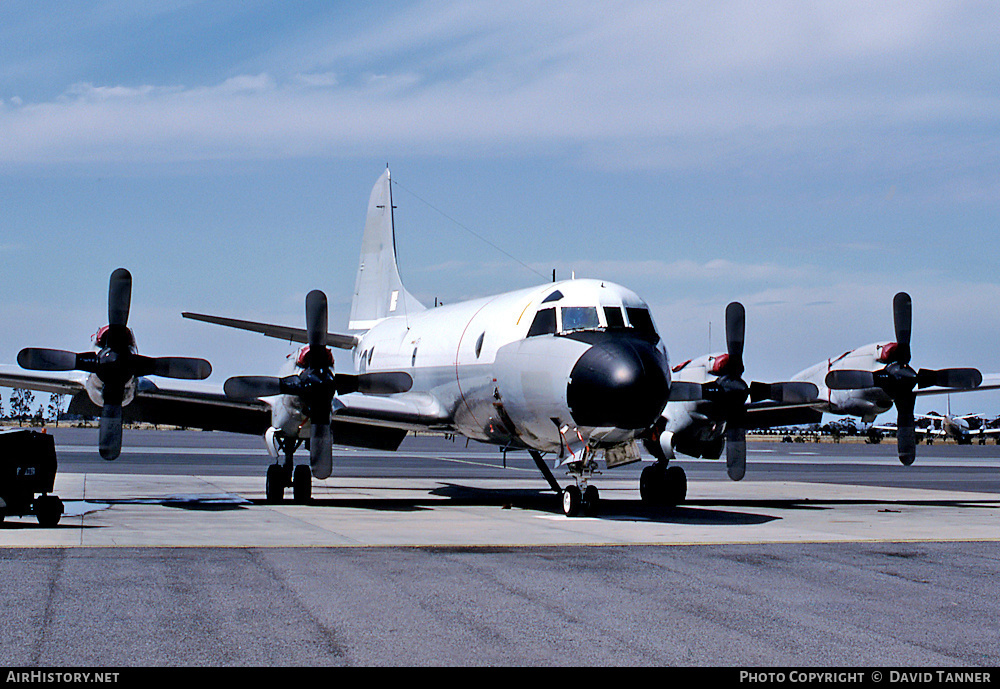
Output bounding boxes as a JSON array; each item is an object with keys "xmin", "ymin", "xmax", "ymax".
[{"xmin": 529, "ymin": 449, "xmax": 601, "ymax": 517}]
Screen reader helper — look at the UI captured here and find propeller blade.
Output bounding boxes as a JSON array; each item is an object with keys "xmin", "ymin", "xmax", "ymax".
[
  {"xmin": 310, "ymin": 422, "xmax": 333, "ymax": 479},
  {"xmin": 749, "ymin": 381, "xmax": 819, "ymax": 404},
  {"xmin": 895, "ymin": 393, "xmax": 916, "ymax": 466},
  {"xmin": 893, "ymin": 292, "xmax": 912, "ymax": 365},
  {"xmin": 136, "ymin": 356, "xmax": 213, "ymax": 380},
  {"xmin": 17, "ymin": 348, "xmax": 80, "ymax": 371},
  {"xmin": 825, "ymin": 370, "xmax": 876, "ymax": 390},
  {"xmin": 668, "ymin": 381, "xmax": 704, "ymax": 402},
  {"xmin": 108, "ymin": 268, "xmax": 132, "ymax": 327},
  {"xmin": 99, "ymin": 403, "xmax": 123, "ymax": 460},
  {"xmin": 224, "ymin": 376, "xmax": 283, "ymax": 400},
  {"xmin": 305, "ymin": 290, "xmax": 328, "ymax": 350},
  {"xmin": 725, "ymin": 301, "xmax": 745, "ymax": 376},
  {"xmin": 336, "ymin": 371, "xmax": 414, "ymax": 395},
  {"xmin": 916, "ymin": 367, "xmax": 982, "ymax": 390},
  {"xmin": 725, "ymin": 425, "xmax": 746, "ymax": 481}
]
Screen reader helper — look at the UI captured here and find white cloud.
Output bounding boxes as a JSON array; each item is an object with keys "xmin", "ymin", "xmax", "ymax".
[{"xmin": 1, "ymin": 0, "xmax": 997, "ymax": 176}]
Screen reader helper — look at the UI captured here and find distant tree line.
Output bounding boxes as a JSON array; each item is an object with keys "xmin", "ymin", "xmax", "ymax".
[{"xmin": 0, "ymin": 389, "xmax": 67, "ymax": 426}]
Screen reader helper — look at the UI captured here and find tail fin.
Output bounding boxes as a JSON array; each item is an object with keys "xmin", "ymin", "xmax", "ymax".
[{"xmin": 348, "ymin": 168, "xmax": 426, "ymax": 330}]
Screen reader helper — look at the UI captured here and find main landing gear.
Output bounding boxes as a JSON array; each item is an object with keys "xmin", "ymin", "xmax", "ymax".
[
  {"xmin": 639, "ymin": 461, "xmax": 687, "ymax": 507},
  {"xmin": 265, "ymin": 436, "xmax": 312, "ymax": 504}
]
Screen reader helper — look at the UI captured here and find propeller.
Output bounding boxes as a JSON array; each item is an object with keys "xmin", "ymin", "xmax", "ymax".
[
  {"xmin": 223, "ymin": 290, "xmax": 419, "ymax": 480},
  {"xmin": 224, "ymin": 290, "xmax": 414, "ymax": 479},
  {"xmin": 17, "ymin": 268, "xmax": 212, "ymax": 460},
  {"xmin": 824, "ymin": 292, "xmax": 982, "ymax": 465},
  {"xmin": 224, "ymin": 290, "xmax": 337, "ymax": 478},
  {"xmin": 706, "ymin": 302, "xmax": 751, "ymax": 480},
  {"xmin": 664, "ymin": 303, "xmax": 751, "ymax": 479},
  {"xmin": 664, "ymin": 302, "xmax": 820, "ymax": 480}
]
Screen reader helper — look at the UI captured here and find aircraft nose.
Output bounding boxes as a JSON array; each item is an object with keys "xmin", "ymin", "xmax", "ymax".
[{"xmin": 567, "ymin": 337, "xmax": 670, "ymax": 429}]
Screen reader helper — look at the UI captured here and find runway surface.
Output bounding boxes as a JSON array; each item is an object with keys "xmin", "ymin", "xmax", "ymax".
[{"xmin": 1, "ymin": 428, "xmax": 999, "ymax": 666}]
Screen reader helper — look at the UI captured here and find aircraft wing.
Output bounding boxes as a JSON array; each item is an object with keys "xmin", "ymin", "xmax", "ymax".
[
  {"xmin": 915, "ymin": 372, "xmax": 1000, "ymax": 397},
  {"xmin": 182, "ymin": 312, "xmax": 360, "ymax": 350},
  {"xmin": 78, "ymin": 378, "xmax": 273, "ymax": 435},
  {"xmin": 0, "ymin": 366, "xmax": 271, "ymax": 434},
  {"xmin": 91, "ymin": 379, "xmax": 454, "ymax": 436},
  {"xmin": 741, "ymin": 400, "xmax": 823, "ymax": 430},
  {"xmin": 123, "ymin": 384, "xmax": 452, "ymax": 450},
  {"xmin": 0, "ymin": 365, "xmax": 86, "ymax": 396}
]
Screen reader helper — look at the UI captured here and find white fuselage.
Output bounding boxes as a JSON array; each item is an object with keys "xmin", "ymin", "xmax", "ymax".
[{"xmin": 274, "ymin": 279, "xmax": 671, "ymax": 456}]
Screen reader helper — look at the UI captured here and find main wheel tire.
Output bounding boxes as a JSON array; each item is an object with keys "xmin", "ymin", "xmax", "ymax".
[
  {"xmin": 35, "ymin": 495, "xmax": 63, "ymax": 528},
  {"xmin": 292, "ymin": 464, "xmax": 312, "ymax": 503},
  {"xmin": 265, "ymin": 464, "xmax": 285, "ymax": 503},
  {"xmin": 640, "ymin": 463, "xmax": 664, "ymax": 505},
  {"xmin": 583, "ymin": 485, "xmax": 600, "ymax": 517},
  {"xmin": 664, "ymin": 465, "xmax": 687, "ymax": 505},
  {"xmin": 562, "ymin": 485, "xmax": 582, "ymax": 517}
]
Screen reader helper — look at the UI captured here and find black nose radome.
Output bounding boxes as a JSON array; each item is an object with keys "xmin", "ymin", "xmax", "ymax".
[{"xmin": 567, "ymin": 337, "xmax": 670, "ymax": 429}]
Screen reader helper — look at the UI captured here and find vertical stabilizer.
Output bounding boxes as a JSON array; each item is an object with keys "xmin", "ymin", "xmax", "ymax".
[{"xmin": 349, "ymin": 169, "xmax": 426, "ymax": 330}]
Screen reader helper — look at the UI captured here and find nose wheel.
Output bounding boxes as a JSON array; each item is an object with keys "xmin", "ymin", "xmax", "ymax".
[{"xmin": 562, "ymin": 483, "xmax": 600, "ymax": 517}]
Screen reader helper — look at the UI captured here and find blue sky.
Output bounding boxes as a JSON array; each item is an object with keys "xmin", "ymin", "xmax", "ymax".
[{"xmin": 2, "ymin": 0, "xmax": 999, "ymax": 419}]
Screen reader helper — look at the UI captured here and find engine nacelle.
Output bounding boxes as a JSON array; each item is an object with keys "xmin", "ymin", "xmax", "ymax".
[{"xmin": 83, "ymin": 373, "xmax": 136, "ymax": 408}]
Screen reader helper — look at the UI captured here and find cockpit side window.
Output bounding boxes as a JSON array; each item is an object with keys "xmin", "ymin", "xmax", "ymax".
[
  {"xmin": 527, "ymin": 307, "xmax": 557, "ymax": 337},
  {"xmin": 625, "ymin": 307, "xmax": 658, "ymax": 339},
  {"xmin": 603, "ymin": 306, "xmax": 626, "ymax": 329},
  {"xmin": 560, "ymin": 306, "xmax": 600, "ymax": 332}
]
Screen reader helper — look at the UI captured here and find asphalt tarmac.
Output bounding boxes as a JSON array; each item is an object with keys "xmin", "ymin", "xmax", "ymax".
[{"xmin": 1, "ymin": 427, "xmax": 999, "ymax": 667}]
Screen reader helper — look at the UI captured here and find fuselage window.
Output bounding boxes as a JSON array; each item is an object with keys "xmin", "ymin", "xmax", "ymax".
[
  {"xmin": 561, "ymin": 306, "xmax": 600, "ymax": 332},
  {"xmin": 625, "ymin": 307, "xmax": 658, "ymax": 339},
  {"xmin": 603, "ymin": 306, "xmax": 626, "ymax": 329},
  {"xmin": 527, "ymin": 308, "xmax": 557, "ymax": 337}
]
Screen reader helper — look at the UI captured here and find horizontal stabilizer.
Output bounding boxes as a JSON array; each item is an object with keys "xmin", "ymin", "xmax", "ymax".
[{"xmin": 182, "ymin": 312, "xmax": 359, "ymax": 350}]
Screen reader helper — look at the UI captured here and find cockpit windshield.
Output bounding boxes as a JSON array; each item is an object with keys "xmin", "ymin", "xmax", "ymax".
[
  {"xmin": 525, "ymin": 299, "xmax": 659, "ymax": 340},
  {"xmin": 526, "ymin": 307, "xmax": 557, "ymax": 337},
  {"xmin": 625, "ymin": 307, "xmax": 657, "ymax": 339},
  {"xmin": 560, "ymin": 306, "xmax": 600, "ymax": 332},
  {"xmin": 603, "ymin": 306, "xmax": 626, "ymax": 329}
]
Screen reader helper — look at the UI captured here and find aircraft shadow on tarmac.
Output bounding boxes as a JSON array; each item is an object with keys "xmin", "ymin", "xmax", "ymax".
[
  {"xmin": 250, "ymin": 484, "xmax": 1000, "ymax": 526},
  {"xmin": 265, "ymin": 484, "xmax": 781, "ymax": 525},
  {"xmin": 6, "ymin": 492, "xmax": 992, "ymax": 528},
  {"xmin": 93, "ymin": 494, "xmax": 253, "ymax": 512},
  {"xmin": 0, "ymin": 521, "xmax": 104, "ymax": 530}
]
